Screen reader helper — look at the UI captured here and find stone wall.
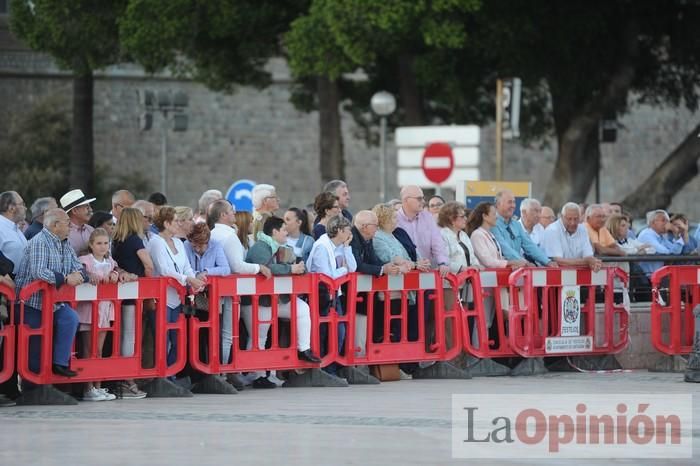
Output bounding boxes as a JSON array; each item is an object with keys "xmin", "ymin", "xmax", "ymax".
[{"xmin": 2, "ymin": 48, "xmax": 700, "ymax": 219}]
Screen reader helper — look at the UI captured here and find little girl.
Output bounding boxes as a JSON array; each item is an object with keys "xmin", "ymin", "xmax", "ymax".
[{"xmin": 77, "ymin": 228, "xmax": 122, "ymax": 401}]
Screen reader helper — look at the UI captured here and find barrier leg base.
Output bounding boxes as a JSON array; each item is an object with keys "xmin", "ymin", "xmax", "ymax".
[
  {"xmin": 412, "ymin": 361, "xmax": 472, "ymax": 379},
  {"xmin": 567, "ymin": 355, "xmax": 622, "ymax": 372},
  {"xmin": 545, "ymin": 356, "xmax": 578, "ymax": 372},
  {"xmin": 684, "ymin": 351, "xmax": 700, "ymax": 383},
  {"xmin": 17, "ymin": 385, "xmax": 78, "ymax": 405},
  {"xmin": 339, "ymin": 366, "xmax": 380, "ymax": 385},
  {"xmin": 649, "ymin": 355, "xmax": 688, "ymax": 373},
  {"xmin": 510, "ymin": 358, "xmax": 548, "ymax": 376},
  {"xmin": 140, "ymin": 378, "xmax": 193, "ymax": 397},
  {"xmin": 225, "ymin": 373, "xmax": 247, "ymax": 391},
  {"xmin": 284, "ymin": 368, "xmax": 349, "ymax": 388},
  {"xmin": 191, "ymin": 375, "xmax": 238, "ymax": 394},
  {"xmin": 464, "ymin": 356, "xmax": 511, "ymax": 377}
]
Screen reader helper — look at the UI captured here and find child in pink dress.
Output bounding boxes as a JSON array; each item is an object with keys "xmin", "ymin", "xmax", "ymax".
[{"xmin": 77, "ymin": 228, "xmax": 119, "ymax": 401}]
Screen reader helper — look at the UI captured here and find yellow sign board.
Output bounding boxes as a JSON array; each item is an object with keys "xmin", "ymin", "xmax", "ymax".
[{"xmin": 456, "ymin": 180, "xmax": 532, "ymax": 210}]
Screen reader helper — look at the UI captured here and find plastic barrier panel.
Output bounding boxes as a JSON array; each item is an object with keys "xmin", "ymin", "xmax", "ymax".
[
  {"xmin": 651, "ymin": 265, "xmax": 698, "ymax": 355},
  {"xmin": 0, "ymin": 283, "xmax": 16, "ymax": 384},
  {"xmin": 508, "ymin": 267, "xmax": 629, "ymax": 357},
  {"xmin": 17, "ymin": 277, "xmax": 186, "ymax": 385},
  {"xmin": 345, "ymin": 270, "xmax": 461, "ymax": 365}
]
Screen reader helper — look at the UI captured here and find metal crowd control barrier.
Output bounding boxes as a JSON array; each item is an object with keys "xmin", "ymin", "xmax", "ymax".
[
  {"xmin": 455, "ymin": 268, "xmax": 517, "ymax": 358},
  {"xmin": 189, "ymin": 274, "xmax": 325, "ymax": 374},
  {"xmin": 508, "ymin": 267, "xmax": 629, "ymax": 357},
  {"xmin": 16, "ymin": 277, "xmax": 187, "ymax": 385},
  {"xmin": 650, "ymin": 265, "xmax": 699, "ymax": 355},
  {"xmin": 0, "ymin": 283, "xmax": 16, "ymax": 384},
  {"xmin": 345, "ymin": 270, "xmax": 461, "ymax": 366}
]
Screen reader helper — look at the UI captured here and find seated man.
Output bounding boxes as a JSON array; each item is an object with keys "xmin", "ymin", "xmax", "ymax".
[
  {"xmin": 668, "ymin": 213, "xmax": 697, "ymax": 254},
  {"xmin": 543, "ymin": 203, "xmax": 602, "ymax": 271},
  {"xmin": 584, "ymin": 204, "xmax": 625, "ymax": 256},
  {"xmin": 637, "ymin": 209, "xmax": 685, "ymax": 277},
  {"xmin": 14, "ymin": 208, "xmax": 88, "ymax": 378},
  {"xmin": 539, "ymin": 206, "xmax": 556, "ymax": 228},
  {"xmin": 518, "ymin": 198, "xmax": 545, "ymax": 248},
  {"xmin": 491, "ymin": 190, "xmax": 557, "ymax": 267}
]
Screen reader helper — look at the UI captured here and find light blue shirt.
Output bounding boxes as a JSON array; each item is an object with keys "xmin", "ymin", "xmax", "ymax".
[
  {"xmin": 637, "ymin": 227, "xmax": 684, "ymax": 276},
  {"xmin": 492, "ymin": 215, "xmax": 550, "ymax": 265},
  {"xmin": 0, "ymin": 214, "xmax": 28, "ymax": 274},
  {"xmin": 184, "ymin": 238, "xmax": 231, "ymax": 276}
]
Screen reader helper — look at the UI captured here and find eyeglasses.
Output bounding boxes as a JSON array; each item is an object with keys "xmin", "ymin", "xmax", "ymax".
[
  {"xmin": 363, "ymin": 223, "xmax": 378, "ymax": 228},
  {"xmin": 408, "ymin": 196, "xmax": 424, "ymax": 201},
  {"xmin": 265, "ymin": 195, "xmax": 280, "ymax": 201},
  {"xmin": 429, "ymin": 203, "xmax": 444, "ymax": 209}
]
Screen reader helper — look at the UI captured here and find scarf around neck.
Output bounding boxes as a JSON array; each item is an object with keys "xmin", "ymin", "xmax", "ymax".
[{"xmin": 256, "ymin": 231, "xmax": 280, "ymax": 254}]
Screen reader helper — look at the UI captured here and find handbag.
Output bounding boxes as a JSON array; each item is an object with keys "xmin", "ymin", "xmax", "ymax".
[
  {"xmin": 370, "ymin": 364, "xmax": 401, "ymax": 382},
  {"xmin": 194, "ymin": 291, "xmax": 209, "ymax": 311}
]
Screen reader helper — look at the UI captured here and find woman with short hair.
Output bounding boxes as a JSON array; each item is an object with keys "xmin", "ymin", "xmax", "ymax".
[{"xmin": 312, "ymin": 192, "xmax": 340, "ymax": 240}]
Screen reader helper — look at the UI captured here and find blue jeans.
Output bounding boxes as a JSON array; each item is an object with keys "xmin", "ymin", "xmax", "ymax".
[
  {"xmin": 167, "ymin": 305, "xmax": 182, "ymax": 366},
  {"xmin": 18, "ymin": 303, "xmax": 79, "ymax": 373}
]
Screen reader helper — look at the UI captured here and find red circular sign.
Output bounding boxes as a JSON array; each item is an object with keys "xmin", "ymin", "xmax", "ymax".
[{"xmin": 421, "ymin": 142, "xmax": 454, "ymax": 184}]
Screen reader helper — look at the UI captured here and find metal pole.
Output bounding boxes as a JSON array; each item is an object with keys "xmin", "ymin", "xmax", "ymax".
[
  {"xmin": 380, "ymin": 116, "xmax": 387, "ymax": 202},
  {"xmin": 495, "ymin": 79, "xmax": 503, "ymax": 181},
  {"xmin": 161, "ymin": 117, "xmax": 168, "ymax": 195}
]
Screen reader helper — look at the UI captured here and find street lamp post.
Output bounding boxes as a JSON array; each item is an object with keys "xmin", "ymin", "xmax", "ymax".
[
  {"xmin": 137, "ymin": 89, "xmax": 189, "ymax": 196},
  {"xmin": 371, "ymin": 91, "xmax": 396, "ymax": 202}
]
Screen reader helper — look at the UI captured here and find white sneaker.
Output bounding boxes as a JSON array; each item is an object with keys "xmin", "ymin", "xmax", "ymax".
[
  {"xmin": 399, "ymin": 370, "xmax": 413, "ymax": 380},
  {"xmin": 418, "ymin": 361, "xmax": 436, "ymax": 369},
  {"xmin": 97, "ymin": 388, "xmax": 116, "ymax": 401},
  {"xmin": 83, "ymin": 387, "xmax": 108, "ymax": 402}
]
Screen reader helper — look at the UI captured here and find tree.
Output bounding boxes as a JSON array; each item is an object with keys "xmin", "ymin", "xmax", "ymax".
[{"xmin": 10, "ymin": 0, "xmax": 127, "ymax": 195}]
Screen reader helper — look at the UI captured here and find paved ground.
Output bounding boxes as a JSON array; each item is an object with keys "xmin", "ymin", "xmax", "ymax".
[{"xmin": 0, "ymin": 371, "xmax": 698, "ymax": 465}]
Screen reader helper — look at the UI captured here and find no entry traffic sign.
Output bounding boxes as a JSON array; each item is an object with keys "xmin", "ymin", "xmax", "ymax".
[{"xmin": 421, "ymin": 142, "xmax": 454, "ymax": 184}]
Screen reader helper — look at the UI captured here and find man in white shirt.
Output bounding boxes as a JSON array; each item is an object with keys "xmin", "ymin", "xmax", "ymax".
[
  {"xmin": 543, "ymin": 202, "xmax": 602, "ymax": 271},
  {"xmin": 0, "ymin": 191, "xmax": 28, "ymax": 274},
  {"xmin": 207, "ymin": 200, "xmax": 271, "ymax": 278},
  {"xmin": 518, "ymin": 198, "xmax": 545, "ymax": 248}
]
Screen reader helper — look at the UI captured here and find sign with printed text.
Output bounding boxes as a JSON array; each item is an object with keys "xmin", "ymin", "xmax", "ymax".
[
  {"xmin": 560, "ymin": 285, "xmax": 581, "ymax": 337},
  {"xmin": 545, "ymin": 336, "xmax": 593, "ymax": 354},
  {"xmin": 456, "ymin": 180, "xmax": 532, "ymax": 211}
]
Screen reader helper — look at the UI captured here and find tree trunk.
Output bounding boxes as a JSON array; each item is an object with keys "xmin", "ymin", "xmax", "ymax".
[
  {"xmin": 621, "ymin": 122, "xmax": 700, "ymax": 216},
  {"xmin": 317, "ymin": 76, "xmax": 344, "ymax": 183},
  {"xmin": 397, "ymin": 53, "xmax": 424, "ymax": 125},
  {"xmin": 70, "ymin": 72, "xmax": 95, "ymax": 194}
]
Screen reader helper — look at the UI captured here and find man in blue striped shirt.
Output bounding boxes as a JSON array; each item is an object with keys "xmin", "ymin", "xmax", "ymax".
[{"xmin": 15, "ymin": 208, "xmax": 88, "ymax": 378}]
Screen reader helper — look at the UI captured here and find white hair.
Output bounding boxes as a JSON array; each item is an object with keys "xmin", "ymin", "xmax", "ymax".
[
  {"xmin": 561, "ymin": 202, "xmax": 580, "ymax": 215},
  {"xmin": 584, "ymin": 203, "xmax": 604, "ymax": 218},
  {"xmin": 519, "ymin": 198, "xmax": 541, "ymax": 214},
  {"xmin": 111, "ymin": 189, "xmax": 135, "ymax": 204},
  {"xmin": 646, "ymin": 209, "xmax": 669, "ymax": 225},
  {"xmin": 198, "ymin": 189, "xmax": 223, "ymax": 213},
  {"xmin": 252, "ymin": 184, "xmax": 276, "ymax": 209}
]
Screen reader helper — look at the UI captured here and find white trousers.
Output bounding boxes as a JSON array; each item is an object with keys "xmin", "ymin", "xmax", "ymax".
[{"xmin": 240, "ymin": 297, "xmax": 311, "ymax": 351}]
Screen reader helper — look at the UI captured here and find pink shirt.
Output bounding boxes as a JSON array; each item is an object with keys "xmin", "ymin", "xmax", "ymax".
[{"xmin": 397, "ymin": 208, "xmax": 448, "ymax": 266}]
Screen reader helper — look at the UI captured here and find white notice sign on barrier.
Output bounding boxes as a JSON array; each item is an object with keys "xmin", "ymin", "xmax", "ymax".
[{"xmin": 545, "ymin": 336, "xmax": 593, "ymax": 354}]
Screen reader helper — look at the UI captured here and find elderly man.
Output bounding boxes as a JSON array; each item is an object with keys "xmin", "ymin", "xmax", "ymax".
[
  {"xmin": 15, "ymin": 208, "xmax": 88, "ymax": 377},
  {"xmin": 539, "ymin": 206, "xmax": 556, "ymax": 228},
  {"xmin": 350, "ymin": 210, "xmax": 401, "ymax": 277},
  {"xmin": 24, "ymin": 197, "xmax": 58, "ymax": 241},
  {"xmin": 584, "ymin": 204, "xmax": 625, "ymax": 256},
  {"xmin": 111, "ymin": 189, "xmax": 135, "ymax": 222},
  {"xmin": 637, "ymin": 209, "xmax": 685, "ymax": 277},
  {"xmin": 60, "ymin": 189, "xmax": 96, "ymax": 256},
  {"xmin": 519, "ymin": 198, "xmax": 545, "ymax": 248},
  {"xmin": 542, "ymin": 203, "xmax": 602, "ymax": 271},
  {"xmin": 323, "ymin": 179, "xmax": 353, "ymax": 221},
  {"xmin": 397, "ymin": 185, "xmax": 449, "ymax": 276},
  {"xmin": 194, "ymin": 189, "xmax": 223, "ymax": 224},
  {"xmin": 0, "ymin": 191, "xmax": 28, "ymax": 275},
  {"xmin": 492, "ymin": 190, "xmax": 556, "ymax": 267},
  {"xmin": 251, "ymin": 184, "xmax": 279, "ymax": 239}
]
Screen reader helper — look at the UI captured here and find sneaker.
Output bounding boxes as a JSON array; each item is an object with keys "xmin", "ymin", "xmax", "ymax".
[
  {"xmin": 252, "ymin": 377, "xmax": 277, "ymax": 389},
  {"xmin": 83, "ymin": 387, "xmax": 109, "ymax": 402},
  {"xmin": 118, "ymin": 383, "xmax": 147, "ymax": 399},
  {"xmin": 399, "ymin": 369, "xmax": 413, "ymax": 380},
  {"xmin": 97, "ymin": 388, "xmax": 116, "ymax": 401}
]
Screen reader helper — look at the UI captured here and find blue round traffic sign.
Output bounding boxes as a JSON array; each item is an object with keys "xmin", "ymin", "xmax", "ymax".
[{"xmin": 225, "ymin": 179, "xmax": 256, "ymax": 213}]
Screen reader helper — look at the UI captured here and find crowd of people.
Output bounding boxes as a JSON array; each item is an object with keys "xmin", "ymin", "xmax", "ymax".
[{"xmin": 0, "ymin": 181, "xmax": 698, "ymax": 405}]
